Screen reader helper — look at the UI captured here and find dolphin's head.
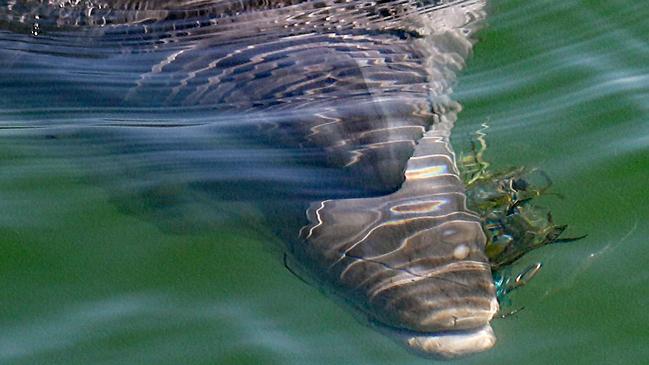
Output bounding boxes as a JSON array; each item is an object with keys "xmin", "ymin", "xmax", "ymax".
[
  {"xmin": 298, "ymin": 190, "xmax": 500, "ymax": 359},
  {"xmin": 293, "ymin": 117, "xmax": 500, "ymax": 358}
]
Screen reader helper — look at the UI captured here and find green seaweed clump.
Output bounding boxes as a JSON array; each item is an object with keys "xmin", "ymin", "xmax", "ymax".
[{"xmin": 458, "ymin": 125, "xmax": 584, "ymax": 306}]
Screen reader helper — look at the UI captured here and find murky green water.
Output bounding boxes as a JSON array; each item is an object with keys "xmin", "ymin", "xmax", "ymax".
[{"xmin": 1, "ymin": 0, "xmax": 648, "ymax": 364}]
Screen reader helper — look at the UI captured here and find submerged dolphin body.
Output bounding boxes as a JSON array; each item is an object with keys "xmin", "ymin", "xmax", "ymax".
[{"xmin": 1, "ymin": 0, "xmax": 497, "ymax": 358}]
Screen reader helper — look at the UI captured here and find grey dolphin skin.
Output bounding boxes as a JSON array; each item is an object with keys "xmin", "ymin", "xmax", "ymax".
[{"xmin": 0, "ymin": 0, "xmax": 497, "ymax": 359}]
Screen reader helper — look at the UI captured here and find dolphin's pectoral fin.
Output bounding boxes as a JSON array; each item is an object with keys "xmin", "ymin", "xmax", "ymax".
[{"xmin": 292, "ymin": 125, "xmax": 498, "ymax": 359}]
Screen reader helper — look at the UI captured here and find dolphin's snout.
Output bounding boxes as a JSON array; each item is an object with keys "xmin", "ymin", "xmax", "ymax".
[{"xmin": 402, "ymin": 324, "xmax": 497, "ymax": 359}]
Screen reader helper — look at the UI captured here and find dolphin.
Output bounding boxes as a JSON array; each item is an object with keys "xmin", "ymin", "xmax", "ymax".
[{"xmin": 0, "ymin": 0, "xmax": 497, "ymax": 358}]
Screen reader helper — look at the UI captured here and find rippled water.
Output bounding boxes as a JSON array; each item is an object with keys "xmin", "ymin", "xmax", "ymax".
[{"xmin": 1, "ymin": 0, "xmax": 648, "ymax": 364}]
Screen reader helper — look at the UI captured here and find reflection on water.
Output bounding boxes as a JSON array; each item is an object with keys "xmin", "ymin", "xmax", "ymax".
[{"xmin": 1, "ymin": 0, "xmax": 649, "ymax": 364}]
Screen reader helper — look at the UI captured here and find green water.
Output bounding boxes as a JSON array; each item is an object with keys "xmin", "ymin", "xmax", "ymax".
[{"xmin": 1, "ymin": 0, "xmax": 648, "ymax": 364}]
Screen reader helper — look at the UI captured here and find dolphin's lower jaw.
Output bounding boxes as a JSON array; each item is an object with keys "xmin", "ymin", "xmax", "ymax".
[
  {"xmin": 373, "ymin": 321, "xmax": 497, "ymax": 359},
  {"xmin": 349, "ymin": 258, "xmax": 499, "ymax": 359},
  {"xmin": 368, "ymin": 288, "xmax": 499, "ymax": 359}
]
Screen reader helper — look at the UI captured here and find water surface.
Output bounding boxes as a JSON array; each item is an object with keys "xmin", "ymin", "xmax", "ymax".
[{"xmin": 1, "ymin": 0, "xmax": 648, "ymax": 364}]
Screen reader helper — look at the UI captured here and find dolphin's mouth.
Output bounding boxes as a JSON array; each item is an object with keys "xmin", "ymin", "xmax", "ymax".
[{"xmin": 370, "ymin": 320, "xmax": 496, "ymax": 360}]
